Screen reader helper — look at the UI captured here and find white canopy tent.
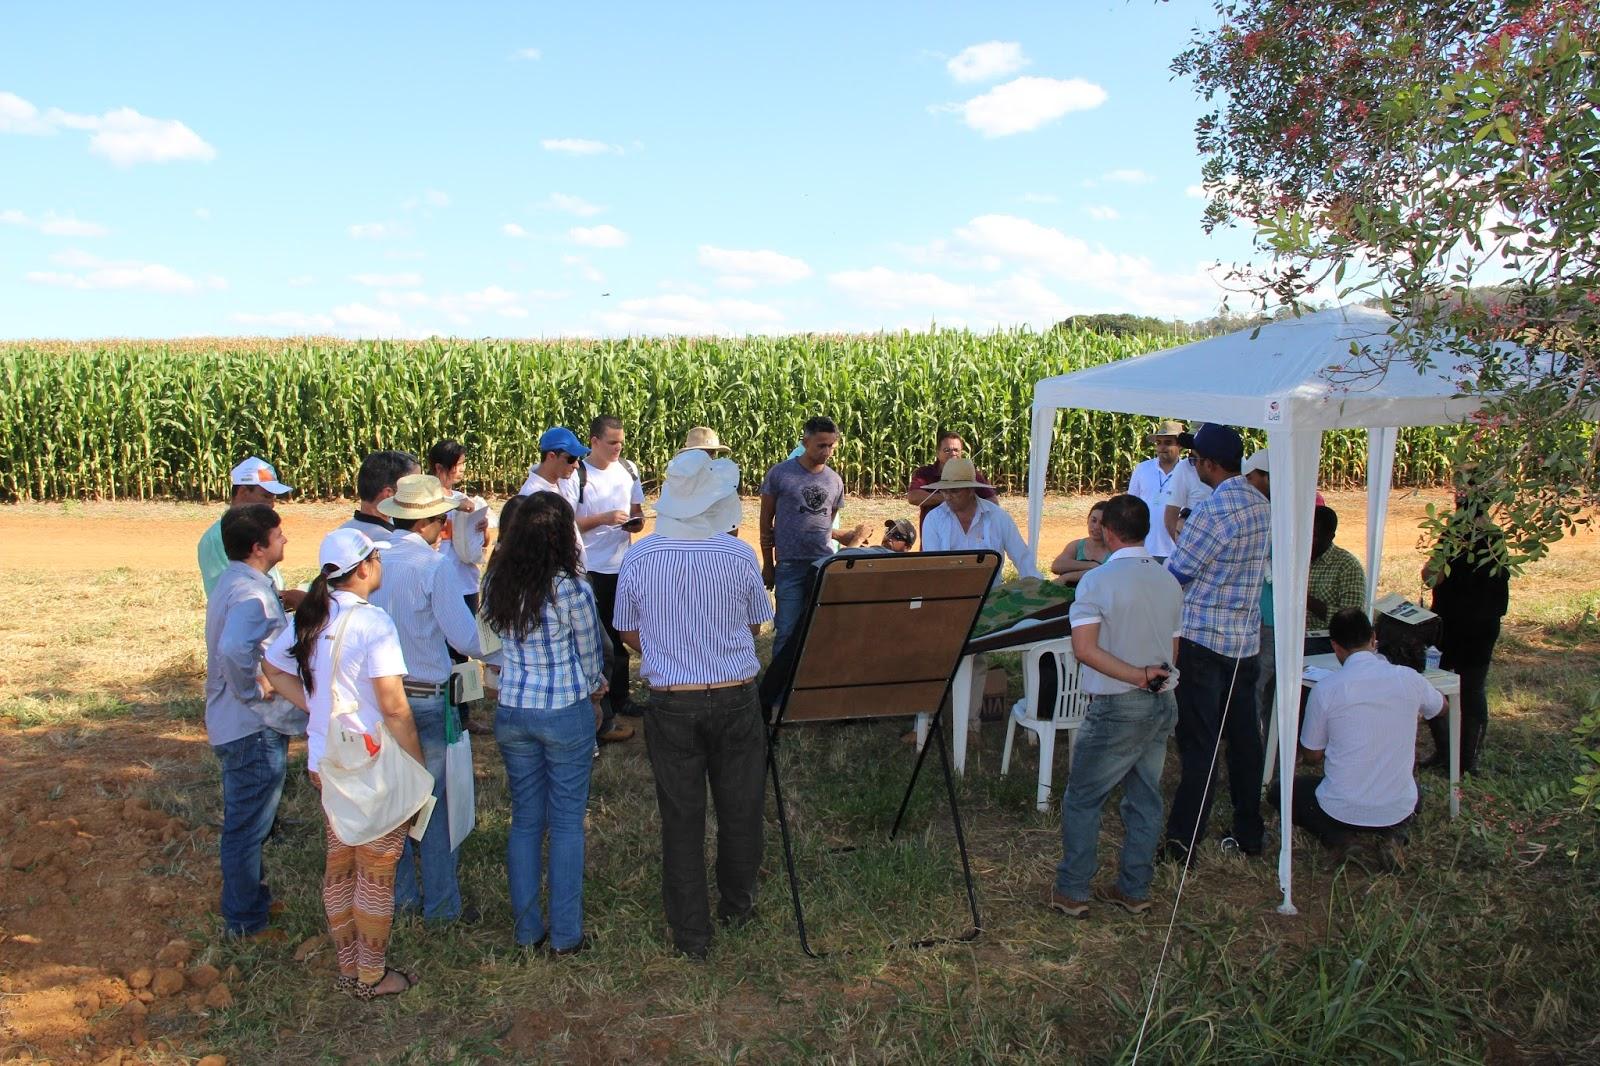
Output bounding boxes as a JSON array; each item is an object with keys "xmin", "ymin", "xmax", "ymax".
[{"xmin": 1025, "ymin": 304, "xmax": 1486, "ymax": 914}]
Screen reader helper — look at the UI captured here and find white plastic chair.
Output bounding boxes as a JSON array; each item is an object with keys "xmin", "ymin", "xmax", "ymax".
[{"xmin": 1000, "ymin": 638, "xmax": 1091, "ymax": 811}]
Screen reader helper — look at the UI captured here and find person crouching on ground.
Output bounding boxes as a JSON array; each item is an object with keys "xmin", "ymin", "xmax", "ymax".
[
  {"xmin": 615, "ymin": 448, "xmax": 773, "ymax": 959},
  {"xmin": 479, "ymin": 492, "xmax": 607, "ymax": 955},
  {"xmin": 1269, "ymin": 607, "xmax": 1443, "ymax": 860},
  {"xmin": 1050, "ymin": 495, "xmax": 1183, "ymax": 918},
  {"xmin": 263, "ymin": 529, "xmax": 424, "ymax": 1000}
]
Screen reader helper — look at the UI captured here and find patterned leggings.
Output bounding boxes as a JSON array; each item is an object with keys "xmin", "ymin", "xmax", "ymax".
[{"xmin": 323, "ymin": 821, "xmax": 408, "ymax": 985}]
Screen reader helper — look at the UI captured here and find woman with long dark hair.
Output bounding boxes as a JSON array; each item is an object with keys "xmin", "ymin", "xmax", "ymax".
[
  {"xmin": 263, "ymin": 528, "xmax": 424, "ymax": 999},
  {"xmin": 480, "ymin": 492, "xmax": 607, "ymax": 954}
]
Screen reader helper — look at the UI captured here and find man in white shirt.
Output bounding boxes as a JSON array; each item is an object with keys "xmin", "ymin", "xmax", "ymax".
[
  {"xmin": 370, "ymin": 474, "xmax": 485, "ymax": 925},
  {"xmin": 1163, "ymin": 427, "xmax": 1214, "ymax": 547},
  {"xmin": 1126, "ymin": 420, "xmax": 1185, "ymax": 558},
  {"xmin": 576, "ymin": 415, "xmax": 647, "ymax": 728},
  {"xmin": 1276, "ymin": 607, "xmax": 1444, "ymax": 855},
  {"xmin": 1051, "ymin": 494, "xmax": 1183, "ymax": 918}
]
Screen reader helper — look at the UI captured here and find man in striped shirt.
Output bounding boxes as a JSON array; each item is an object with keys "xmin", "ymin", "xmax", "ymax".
[
  {"xmin": 1162, "ymin": 424, "xmax": 1271, "ymax": 863},
  {"xmin": 614, "ymin": 449, "xmax": 773, "ymax": 960},
  {"xmin": 369, "ymin": 474, "xmax": 485, "ymax": 924}
]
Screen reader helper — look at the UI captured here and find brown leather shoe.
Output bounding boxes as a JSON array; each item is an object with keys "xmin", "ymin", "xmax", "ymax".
[
  {"xmin": 598, "ymin": 721, "xmax": 635, "ymax": 744},
  {"xmin": 1094, "ymin": 884, "xmax": 1152, "ymax": 915},
  {"xmin": 1047, "ymin": 890, "xmax": 1090, "ymax": 919}
]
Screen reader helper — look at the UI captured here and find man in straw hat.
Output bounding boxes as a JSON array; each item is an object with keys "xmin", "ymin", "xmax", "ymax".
[
  {"xmin": 614, "ymin": 449, "xmax": 773, "ymax": 960},
  {"xmin": 369, "ymin": 474, "xmax": 485, "ymax": 925},
  {"xmin": 677, "ymin": 425, "xmax": 732, "ymax": 457},
  {"xmin": 1127, "ymin": 421, "xmax": 1185, "ymax": 559}
]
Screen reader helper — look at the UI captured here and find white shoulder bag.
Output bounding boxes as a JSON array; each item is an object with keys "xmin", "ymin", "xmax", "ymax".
[{"xmin": 318, "ymin": 605, "xmax": 437, "ymax": 847}]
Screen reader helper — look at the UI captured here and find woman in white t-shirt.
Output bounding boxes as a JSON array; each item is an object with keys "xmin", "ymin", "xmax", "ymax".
[{"xmin": 264, "ymin": 528, "xmax": 421, "ymax": 1001}]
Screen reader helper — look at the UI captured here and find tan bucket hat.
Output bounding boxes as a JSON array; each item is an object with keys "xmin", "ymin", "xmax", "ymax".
[
  {"xmin": 1148, "ymin": 419, "xmax": 1186, "ymax": 442},
  {"xmin": 921, "ymin": 456, "xmax": 986, "ymax": 491},
  {"xmin": 676, "ymin": 426, "xmax": 731, "ymax": 455},
  {"xmin": 377, "ymin": 474, "xmax": 461, "ymax": 521}
]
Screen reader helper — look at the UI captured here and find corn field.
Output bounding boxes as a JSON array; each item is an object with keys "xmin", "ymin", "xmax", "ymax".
[{"xmin": 0, "ymin": 331, "xmax": 1459, "ymax": 501}]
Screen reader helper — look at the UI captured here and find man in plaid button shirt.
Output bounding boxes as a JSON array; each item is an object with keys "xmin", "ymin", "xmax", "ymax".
[
  {"xmin": 1162, "ymin": 424, "xmax": 1271, "ymax": 862},
  {"xmin": 1306, "ymin": 506, "xmax": 1366, "ymax": 631}
]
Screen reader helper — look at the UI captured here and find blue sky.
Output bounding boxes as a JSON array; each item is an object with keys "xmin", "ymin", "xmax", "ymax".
[{"xmin": 0, "ymin": 1, "xmax": 1260, "ymax": 339}]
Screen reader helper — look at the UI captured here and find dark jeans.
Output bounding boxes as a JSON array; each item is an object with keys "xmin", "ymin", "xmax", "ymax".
[
  {"xmin": 394, "ymin": 693, "xmax": 463, "ymax": 921},
  {"xmin": 1165, "ymin": 637, "xmax": 1264, "ymax": 853},
  {"xmin": 1434, "ymin": 622, "xmax": 1497, "ymax": 770},
  {"xmin": 1268, "ymin": 773, "xmax": 1412, "ymax": 846},
  {"xmin": 643, "ymin": 681, "xmax": 766, "ymax": 954},
  {"xmin": 588, "ymin": 571, "xmax": 628, "ymax": 729},
  {"xmin": 214, "ymin": 728, "xmax": 290, "ymax": 936}
]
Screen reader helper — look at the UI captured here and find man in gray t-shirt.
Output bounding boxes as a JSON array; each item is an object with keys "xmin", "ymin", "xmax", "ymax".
[
  {"xmin": 1051, "ymin": 493, "xmax": 1184, "ymax": 918},
  {"xmin": 759, "ymin": 416, "xmax": 846, "ymax": 650}
]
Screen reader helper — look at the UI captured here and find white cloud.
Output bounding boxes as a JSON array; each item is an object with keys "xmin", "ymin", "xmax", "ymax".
[
  {"xmin": 595, "ymin": 294, "xmax": 785, "ymax": 336},
  {"xmin": 348, "ymin": 222, "xmax": 400, "ymax": 240},
  {"xmin": 502, "ymin": 222, "xmax": 529, "ymax": 238},
  {"xmin": 947, "ymin": 41, "xmax": 1029, "ymax": 83},
  {"xmin": 944, "ymin": 76, "xmax": 1107, "ymax": 137},
  {"xmin": 232, "ymin": 310, "xmax": 335, "ymax": 331},
  {"xmin": 498, "ymin": 306, "xmax": 530, "ymax": 318},
  {"xmin": 697, "ymin": 245, "xmax": 813, "ymax": 287},
  {"xmin": 515, "ymin": 47, "xmax": 542, "ymax": 60},
  {"xmin": 2, "ymin": 92, "xmax": 214, "ymax": 165},
  {"xmin": 827, "ymin": 266, "xmax": 1070, "ymax": 328},
  {"xmin": 898, "ymin": 238, "xmax": 1002, "ymax": 273},
  {"xmin": 1020, "ymin": 192, "xmax": 1059, "ymax": 205},
  {"xmin": 1185, "ymin": 184, "xmax": 1206, "ymax": 198},
  {"xmin": 384, "ymin": 249, "xmax": 426, "ymax": 261},
  {"xmin": 1, "ymin": 209, "xmax": 108, "ymax": 237},
  {"xmin": 331, "ymin": 302, "xmax": 410, "ymax": 334},
  {"xmin": 542, "ymin": 138, "xmax": 622, "ymax": 155},
  {"xmin": 569, "ymin": 224, "xmax": 628, "ymax": 248},
  {"xmin": 1098, "ymin": 169, "xmax": 1154, "ymax": 185},
  {"xmin": 563, "ymin": 255, "xmax": 605, "ymax": 283},
  {"xmin": 0, "ymin": 91, "xmax": 53, "ymax": 134},
  {"xmin": 543, "ymin": 192, "xmax": 604, "ymax": 217},
  {"xmin": 194, "ymin": 207, "xmax": 211, "ymax": 220},
  {"xmin": 350, "ymin": 272, "xmax": 424, "ymax": 287},
  {"xmin": 26, "ymin": 249, "xmax": 224, "ymax": 293},
  {"xmin": 1084, "ymin": 205, "xmax": 1120, "ymax": 221}
]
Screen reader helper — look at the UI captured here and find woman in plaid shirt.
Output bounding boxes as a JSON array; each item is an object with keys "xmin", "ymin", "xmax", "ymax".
[{"xmin": 480, "ymin": 493, "xmax": 608, "ymax": 955}]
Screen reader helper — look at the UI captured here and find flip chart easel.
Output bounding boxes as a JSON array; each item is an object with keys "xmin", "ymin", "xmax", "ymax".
[{"xmin": 765, "ymin": 549, "xmax": 999, "ymax": 956}]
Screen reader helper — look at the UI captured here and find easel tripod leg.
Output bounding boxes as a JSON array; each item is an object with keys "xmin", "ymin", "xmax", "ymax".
[{"xmin": 767, "ymin": 728, "xmax": 822, "ymax": 958}]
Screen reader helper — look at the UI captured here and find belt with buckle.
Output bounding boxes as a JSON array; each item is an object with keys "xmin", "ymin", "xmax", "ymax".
[{"xmin": 402, "ymin": 680, "xmax": 447, "ymax": 697}]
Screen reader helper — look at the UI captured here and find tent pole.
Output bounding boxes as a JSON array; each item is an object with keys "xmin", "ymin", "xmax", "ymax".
[
  {"xmin": 1364, "ymin": 427, "xmax": 1399, "ymax": 613},
  {"xmin": 1026, "ymin": 399, "xmax": 1054, "ymax": 575}
]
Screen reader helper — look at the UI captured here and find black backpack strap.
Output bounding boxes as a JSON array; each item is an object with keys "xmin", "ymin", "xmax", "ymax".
[{"xmin": 577, "ymin": 462, "xmax": 588, "ymax": 503}]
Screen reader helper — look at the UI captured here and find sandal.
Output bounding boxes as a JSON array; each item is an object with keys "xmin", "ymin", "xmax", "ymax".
[
  {"xmin": 333, "ymin": 974, "xmax": 359, "ymax": 994},
  {"xmin": 353, "ymin": 967, "xmax": 418, "ymax": 1001}
]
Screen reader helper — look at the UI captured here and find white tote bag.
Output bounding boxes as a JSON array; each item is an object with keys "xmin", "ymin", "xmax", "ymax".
[
  {"xmin": 443, "ymin": 687, "xmax": 476, "ymax": 851},
  {"xmin": 318, "ymin": 608, "xmax": 436, "ymax": 847}
]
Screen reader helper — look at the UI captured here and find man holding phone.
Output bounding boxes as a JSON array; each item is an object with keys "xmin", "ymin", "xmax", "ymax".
[
  {"xmin": 1050, "ymin": 494, "xmax": 1183, "ymax": 919},
  {"xmin": 577, "ymin": 415, "xmax": 647, "ymax": 729}
]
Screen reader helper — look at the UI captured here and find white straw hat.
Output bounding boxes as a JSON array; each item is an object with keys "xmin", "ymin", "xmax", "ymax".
[{"xmin": 920, "ymin": 456, "xmax": 985, "ymax": 491}]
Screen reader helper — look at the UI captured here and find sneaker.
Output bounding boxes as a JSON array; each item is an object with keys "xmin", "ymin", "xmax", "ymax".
[
  {"xmin": 1094, "ymin": 884, "xmax": 1152, "ymax": 916},
  {"xmin": 1047, "ymin": 889, "xmax": 1090, "ymax": 919},
  {"xmin": 598, "ymin": 721, "xmax": 635, "ymax": 744},
  {"xmin": 548, "ymin": 935, "xmax": 590, "ymax": 957},
  {"xmin": 1219, "ymin": 836, "xmax": 1263, "ymax": 857}
]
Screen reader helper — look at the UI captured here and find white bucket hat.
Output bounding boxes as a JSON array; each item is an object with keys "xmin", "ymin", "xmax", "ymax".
[
  {"xmin": 319, "ymin": 528, "xmax": 391, "ymax": 579},
  {"xmin": 654, "ymin": 449, "xmax": 742, "ymax": 540},
  {"xmin": 377, "ymin": 474, "xmax": 462, "ymax": 521}
]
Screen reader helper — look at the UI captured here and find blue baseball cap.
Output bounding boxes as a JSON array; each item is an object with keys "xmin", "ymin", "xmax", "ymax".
[
  {"xmin": 1178, "ymin": 423, "xmax": 1244, "ymax": 471},
  {"xmin": 538, "ymin": 426, "xmax": 590, "ymax": 459}
]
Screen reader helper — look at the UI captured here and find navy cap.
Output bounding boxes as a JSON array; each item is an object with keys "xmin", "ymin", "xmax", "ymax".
[
  {"xmin": 538, "ymin": 426, "xmax": 590, "ymax": 459},
  {"xmin": 1183, "ymin": 423, "xmax": 1244, "ymax": 471}
]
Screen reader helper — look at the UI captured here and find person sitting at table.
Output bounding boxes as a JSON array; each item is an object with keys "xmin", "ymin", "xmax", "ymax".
[
  {"xmin": 1050, "ymin": 501, "xmax": 1109, "ymax": 586},
  {"xmin": 1269, "ymin": 607, "xmax": 1443, "ymax": 860},
  {"xmin": 1306, "ymin": 506, "xmax": 1366, "ymax": 631}
]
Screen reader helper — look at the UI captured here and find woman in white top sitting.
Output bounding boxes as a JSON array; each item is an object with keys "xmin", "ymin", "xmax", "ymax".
[{"xmin": 264, "ymin": 528, "xmax": 423, "ymax": 1001}]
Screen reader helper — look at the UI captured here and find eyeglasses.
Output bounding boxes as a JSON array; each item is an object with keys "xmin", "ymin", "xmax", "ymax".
[{"xmin": 560, "ymin": 453, "xmax": 580, "ymax": 465}]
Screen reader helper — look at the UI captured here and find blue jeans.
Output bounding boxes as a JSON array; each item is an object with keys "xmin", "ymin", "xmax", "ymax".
[
  {"xmin": 394, "ymin": 693, "xmax": 463, "ymax": 922},
  {"xmin": 214, "ymin": 728, "xmax": 290, "ymax": 936},
  {"xmin": 771, "ymin": 559, "xmax": 817, "ymax": 651},
  {"xmin": 497, "ymin": 697, "xmax": 595, "ymax": 949},
  {"xmin": 1055, "ymin": 689, "xmax": 1178, "ymax": 901}
]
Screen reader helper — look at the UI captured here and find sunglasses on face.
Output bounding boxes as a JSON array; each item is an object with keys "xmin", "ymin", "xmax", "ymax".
[{"xmin": 559, "ymin": 453, "xmax": 580, "ymax": 465}]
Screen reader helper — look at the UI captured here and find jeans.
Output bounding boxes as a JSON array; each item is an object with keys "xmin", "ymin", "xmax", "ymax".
[
  {"xmin": 214, "ymin": 728, "xmax": 290, "ymax": 936},
  {"xmin": 1255, "ymin": 623, "xmax": 1276, "ymax": 739},
  {"xmin": 497, "ymin": 697, "xmax": 595, "ymax": 949},
  {"xmin": 393, "ymin": 693, "xmax": 463, "ymax": 922},
  {"xmin": 1055, "ymin": 689, "xmax": 1178, "ymax": 901},
  {"xmin": 644, "ymin": 682, "xmax": 766, "ymax": 955},
  {"xmin": 1165, "ymin": 637, "xmax": 1264, "ymax": 853},
  {"xmin": 588, "ymin": 571, "xmax": 630, "ymax": 728},
  {"xmin": 771, "ymin": 559, "xmax": 817, "ymax": 652}
]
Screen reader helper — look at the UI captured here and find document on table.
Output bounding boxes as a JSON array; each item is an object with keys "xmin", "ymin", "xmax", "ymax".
[{"xmin": 1301, "ymin": 665, "xmax": 1334, "ymax": 683}]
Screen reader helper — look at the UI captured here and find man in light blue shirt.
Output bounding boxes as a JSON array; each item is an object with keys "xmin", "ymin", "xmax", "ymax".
[
  {"xmin": 204, "ymin": 504, "xmax": 306, "ymax": 939},
  {"xmin": 197, "ymin": 457, "xmax": 295, "ymax": 604},
  {"xmin": 369, "ymin": 474, "xmax": 485, "ymax": 924}
]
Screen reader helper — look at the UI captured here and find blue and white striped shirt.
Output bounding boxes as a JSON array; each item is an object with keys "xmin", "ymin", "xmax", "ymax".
[
  {"xmin": 613, "ymin": 534, "xmax": 773, "ymax": 687},
  {"xmin": 1166, "ymin": 475, "xmax": 1270, "ymax": 658},
  {"xmin": 494, "ymin": 573, "xmax": 607, "ymax": 709}
]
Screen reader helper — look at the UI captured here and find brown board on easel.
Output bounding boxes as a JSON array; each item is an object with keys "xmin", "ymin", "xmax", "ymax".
[{"xmin": 781, "ymin": 551, "xmax": 1000, "ymax": 723}]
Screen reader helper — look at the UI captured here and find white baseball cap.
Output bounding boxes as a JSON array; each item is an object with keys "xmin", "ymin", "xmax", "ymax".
[
  {"xmin": 318, "ymin": 528, "xmax": 391, "ymax": 579},
  {"xmin": 230, "ymin": 456, "xmax": 293, "ymax": 495},
  {"xmin": 1243, "ymin": 449, "xmax": 1270, "ymax": 476}
]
